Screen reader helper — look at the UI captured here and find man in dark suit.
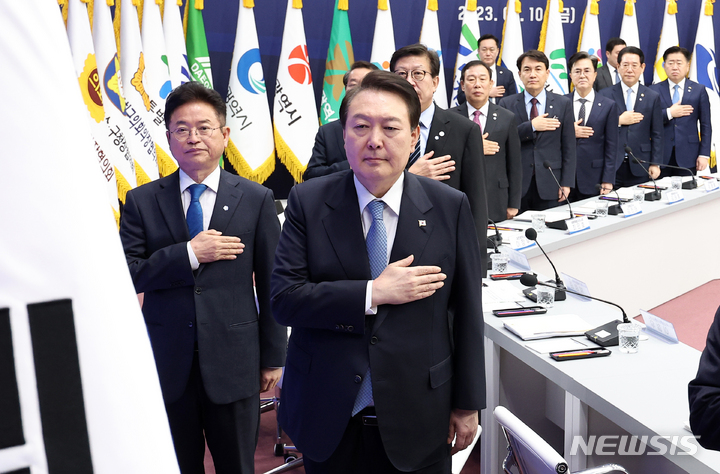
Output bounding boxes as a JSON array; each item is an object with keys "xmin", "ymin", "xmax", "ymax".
[
  {"xmin": 599, "ymin": 46, "xmax": 664, "ymax": 187},
  {"xmin": 119, "ymin": 82, "xmax": 287, "ymax": 474},
  {"xmin": 451, "ymin": 60, "xmax": 522, "ymax": 221},
  {"xmin": 689, "ymin": 305, "xmax": 720, "ymax": 451},
  {"xmin": 649, "ymin": 46, "xmax": 711, "ymax": 176},
  {"xmin": 271, "ymin": 71, "xmax": 485, "ymax": 474},
  {"xmin": 391, "ymin": 43, "xmax": 488, "ymax": 274},
  {"xmin": 498, "ymin": 50, "xmax": 576, "ymax": 211},
  {"xmin": 567, "ymin": 51, "xmax": 619, "ymax": 200},
  {"xmin": 304, "ymin": 61, "xmax": 379, "ymax": 181},
  {"xmin": 479, "ymin": 34, "xmax": 518, "ymax": 101},
  {"xmin": 594, "ymin": 38, "xmax": 626, "ymax": 91}
]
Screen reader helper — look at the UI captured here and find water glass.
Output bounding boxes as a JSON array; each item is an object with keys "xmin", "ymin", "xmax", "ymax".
[
  {"xmin": 532, "ymin": 213, "xmax": 546, "ymax": 232},
  {"xmin": 671, "ymin": 176, "xmax": 682, "ymax": 190},
  {"xmin": 536, "ymin": 287, "xmax": 555, "ymax": 308},
  {"xmin": 632, "ymin": 188, "xmax": 645, "ymax": 202},
  {"xmin": 490, "ymin": 253, "xmax": 509, "ymax": 273},
  {"xmin": 595, "ymin": 200, "xmax": 609, "ymax": 217},
  {"xmin": 617, "ymin": 323, "xmax": 641, "ymax": 354}
]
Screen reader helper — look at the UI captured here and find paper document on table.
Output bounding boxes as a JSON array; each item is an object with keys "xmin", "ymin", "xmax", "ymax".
[
  {"xmin": 483, "ymin": 280, "xmax": 526, "ymax": 311},
  {"xmin": 504, "ymin": 314, "xmax": 594, "ymax": 340},
  {"xmin": 514, "ymin": 210, "xmax": 570, "ymax": 223},
  {"xmin": 525, "ymin": 337, "xmax": 596, "ymax": 354}
]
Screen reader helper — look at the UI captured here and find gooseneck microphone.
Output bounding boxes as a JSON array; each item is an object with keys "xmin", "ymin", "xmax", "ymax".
[
  {"xmin": 595, "ymin": 183, "xmax": 623, "ymax": 215},
  {"xmin": 523, "ymin": 228, "xmax": 566, "ymax": 301},
  {"xmin": 542, "ymin": 160, "xmax": 574, "ymax": 224},
  {"xmin": 632, "ymin": 158, "xmax": 699, "ymax": 190},
  {"xmin": 625, "ymin": 146, "xmax": 661, "ymax": 201},
  {"xmin": 488, "ymin": 219, "xmax": 503, "ymax": 246},
  {"xmin": 519, "ymin": 273, "xmax": 630, "ymax": 346}
]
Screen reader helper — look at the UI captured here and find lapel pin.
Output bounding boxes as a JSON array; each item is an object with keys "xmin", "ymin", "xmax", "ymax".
[
  {"xmin": 223, "ymin": 205, "xmax": 229, "ymax": 211},
  {"xmin": 439, "ymin": 131, "xmax": 445, "ymax": 137},
  {"xmin": 549, "ymin": 105, "xmax": 553, "ymax": 109},
  {"xmin": 434, "ymin": 135, "xmax": 439, "ymax": 140},
  {"xmin": 418, "ymin": 220, "xmax": 426, "ymax": 227}
]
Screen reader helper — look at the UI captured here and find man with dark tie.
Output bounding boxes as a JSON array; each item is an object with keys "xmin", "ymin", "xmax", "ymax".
[
  {"xmin": 498, "ymin": 50, "xmax": 576, "ymax": 212},
  {"xmin": 567, "ymin": 51, "xmax": 619, "ymax": 200},
  {"xmin": 272, "ymin": 71, "xmax": 485, "ymax": 474},
  {"xmin": 119, "ymin": 82, "xmax": 287, "ymax": 474},
  {"xmin": 649, "ymin": 46, "xmax": 712, "ymax": 177},
  {"xmin": 451, "ymin": 60, "xmax": 522, "ymax": 221},
  {"xmin": 599, "ymin": 46, "xmax": 664, "ymax": 187},
  {"xmin": 595, "ymin": 38, "xmax": 626, "ymax": 91},
  {"xmin": 391, "ymin": 43, "xmax": 488, "ymax": 274}
]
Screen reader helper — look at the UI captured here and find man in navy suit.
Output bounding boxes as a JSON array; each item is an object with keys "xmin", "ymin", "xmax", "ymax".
[
  {"xmin": 689, "ymin": 305, "xmax": 720, "ymax": 450},
  {"xmin": 594, "ymin": 38, "xmax": 626, "ymax": 92},
  {"xmin": 498, "ymin": 50, "xmax": 576, "ymax": 211},
  {"xmin": 567, "ymin": 51, "xmax": 619, "ymax": 200},
  {"xmin": 272, "ymin": 71, "xmax": 485, "ymax": 473},
  {"xmin": 649, "ymin": 46, "xmax": 711, "ymax": 176},
  {"xmin": 599, "ymin": 46, "xmax": 664, "ymax": 187},
  {"xmin": 120, "ymin": 82, "xmax": 287, "ymax": 474}
]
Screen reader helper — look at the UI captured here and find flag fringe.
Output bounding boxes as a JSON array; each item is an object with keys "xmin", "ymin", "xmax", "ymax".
[
  {"xmin": 558, "ymin": 0, "xmax": 564, "ymax": 12},
  {"xmin": 116, "ymin": 168, "xmax": 133, "ymax": 203},
  {"xmin": 113, "ymin": 206, "xmax": 121, "ymax": 229},
  {"xmin": 577, "ymin": 3, "xmax": 587, "ymax": 53},
  {"xmin": 243, "ymin": 0, "xmax": 254, "ymax": 7},
  {"xmin": 468, "ymin": 0, "xmax": 477, "ymax": 12},
  {"xmin": 378, "ymin": 0, "xmax": 388, "ymax": 10},
  {"xmin": 428, "ymin": 0, "xmax": 438, "ymax": 11},
  {"xmin": 157, "ymin": 145, "xmax": 179, "ymax": 177},
  {"xmin": 668, "ymin": 0, "xmax": 677, "ymax": 15},
  {"xmin": 625, "ymin": 0, "xmax": 635, "ymax": 16},
  {"xmin": 538, "ymin": 0, "xmax": 552, "ymax": 52},
  {"xmin": 338, "ymin": 0, "xmax": 348, "ymax": 10},
  {"xmin": 293, "ymin": 0, "xmax": 303, "ymax": 8},
  {"xmin": 590, "ymin": 0, "xmax": 599, "ymax": 15},
  {"xmin": 225, "ymin": 139, "xmax": 276, "ymax": 184},
  {"xmin": 113, "ymin": 0, "xmax": 121, "ymax": 57},
  {"xmin": 195, "ymin": 0, "xmax": 203, "ymax": 9},
  {"xmin": 135, "ymin": 161, "xmax": 153, "ymax": 186},
  {"xmin": 706, "ymin": 0, "xmax": 714, "ymax": 16},
  {"xmin": 274, "ymin": 125, "xmax": 307, "ymax": 183}
]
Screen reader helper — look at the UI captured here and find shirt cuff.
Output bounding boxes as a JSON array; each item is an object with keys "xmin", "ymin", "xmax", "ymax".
[
  {"xmin": 667, "ymin": 109, "xmax": 674, "ymax": 121},
  {"xmin": 187, "ymin": 242, "xmax": 200, "ymax": 270},
  {"xmin": 365, "ymin": 280, "xmax": 377, "ymax": 315}
]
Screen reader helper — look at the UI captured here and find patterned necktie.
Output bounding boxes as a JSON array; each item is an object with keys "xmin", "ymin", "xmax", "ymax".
[
  {"xmin": 186, "ymin": 184, "xmax": 207, "ymax": 238},
  {"xmin": 473, "ymin": 109, "xmax": 483, "ymax": 134},
  {"xmin": 530, "ymin": 98, "xmax": 539, "ymax": 120},
  {"xmin": 614, "ymin": 69, "xmax": 620, "ymax": 85},
  {"xmin": 408, "ymin": 134, "xmax": 421, "ymax": 167},
  {"xmin": 672, "ymin": 84, "xmax": 680, "ymax": 104},
  {"xmin": 578, "ymin": 98, "xmax": 588, "ymax": 125},
  {"xmin": 352, "ymin": 200, "xmax": 387, "ymax": 416},
  {"xmin": 625, "ymin": 88, "xmax": 633, "ymax": 112}
]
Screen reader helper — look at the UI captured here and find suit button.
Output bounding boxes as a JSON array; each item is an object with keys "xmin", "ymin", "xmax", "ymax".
[
  {"xmin": 195, "ymin": 287, "xmax": 202, "ymax": 295},
  {"xmin": 347, "ymin": 326, "xmax": 353, "ymax": 332},
  {"xmin": 188, "ymin": 322, "xmax": 193, "ymax": 328},
  {"xmin": 354, "ymin": 375, "xmax": 362, "ymax": 384},
  {"xmin": 370, "ymin": 336, "xmax": 378, "ymax": 344},
  {"xmin": 339, "ymin": 324, "xmax": 345, "ymax": 330},
  {"xmin": 335, "ymin": 325, "xmax": 340, "ymax": 330}
]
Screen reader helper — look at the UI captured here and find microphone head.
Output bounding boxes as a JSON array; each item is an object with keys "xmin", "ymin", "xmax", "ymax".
[
  {"xmin": 624, "ymin": 145, "xmax": 632, "ymax": 154},
  {"xmin": 524, "ymin": 227, "xmax": 538, "ymax": 241},
  {"xmin": 594, "ymin": 183, "xmax": 602, "ymax": 190},
  {"xmin": 519, "ymin": 273, "xmax": 538, "ymax": 287},
  {"xmin": 542, "ymin": 160, "xmax": 552, "ymax": 169}
]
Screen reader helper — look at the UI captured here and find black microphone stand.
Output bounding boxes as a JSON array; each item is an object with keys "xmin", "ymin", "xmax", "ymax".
[
  {"xmin": 625, "ymin": 146, "xmax": 661, "ymax": 201},
  {"xmin": 542, "ymin": 160, "xmax": 574, "ymax": 230}
]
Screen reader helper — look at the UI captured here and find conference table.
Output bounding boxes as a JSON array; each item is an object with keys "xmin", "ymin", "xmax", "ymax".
[{"xmin": 480, "ymin": 177, "xmax": 720, "ymax": 474}]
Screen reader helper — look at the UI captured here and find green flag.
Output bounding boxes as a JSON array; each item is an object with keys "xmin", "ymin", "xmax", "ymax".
[
  {"xmin": 183, "ymin": 0, "xmax": 213, "ymax": 89},
  {"xmin": 320, "ymin": 0, "xmax": 354, "ymax": 125}
]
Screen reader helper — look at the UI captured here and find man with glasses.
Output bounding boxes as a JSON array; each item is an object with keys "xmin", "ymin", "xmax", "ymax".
[
  {"xmin": 390, "ymin": 43, "xmax": 489, "ymax": 274},
  {"xmin": 567, "ymin": 51, "xmax": 619, "ymax": 200},
  {"xmin": 599, "ymin": 46, "xmax": 664, "ymax": 187},
  {"xmin": 119, "ymin": 81, "xmax": 287, "ymax": 474}
]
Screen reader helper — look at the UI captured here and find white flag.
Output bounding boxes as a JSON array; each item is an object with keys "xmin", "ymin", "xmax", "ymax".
[
  {"xmin": 500, "ymin": 0, "xmax": 524, "ymax": 93},
  {"xmin": 653, "ymin": 0, "xmax": 679, "ymax": 84},
  {"xmin": 0, "ymin": 1, "xmax": 179, "ymax": 473},
  {"xmin": 578, "ymin": 0, "xmax": 603, "ymax": 64},
  {"xmin": 419, "ymin": 0, "xmax": 448, "ymax": 108},
  {"xmin": 118, "ymin": 0, "xmax": 160, "ymax": 184},
  {"xmin": 141, "ymin": 0, "xmax": 179, "ymax": 177},
  {"xmin": 451, "ymin": 0, "xmax": 481, "ymax": 106},
  {"xmin": 370, "ymin": 0, "xmax": 396, "ymax": 71},
  {"xmin": 163, "ymin": 0, "xmax": 191, "ymax": 88},
  {"xmin": 274, "ymin": 0, "xmax": 319, "ymax": 182},
  {"xmin": 539, "ymin": 0, "xmax": 569, "ymax": 94},
  {"xmin": 690, "ymin": 0, "xmax": 720, "ymax": 169},
  {"xmin": 66, "ymin": 0, "xmax": 120, "ymax": 225},
  {"xmin": 225, "ymin": 0, "xmax": 276, "ymax": 183},
  {"xmin": 619, "ymin": 0, "xmax": 641, "ymax": 49}
]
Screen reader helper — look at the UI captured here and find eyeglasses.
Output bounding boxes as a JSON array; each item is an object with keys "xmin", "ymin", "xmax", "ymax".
[
  {"xmin": 394, "ymin": 69, "xmax": 430, "ymax": 82},
  {"xmin": 169, "ymin": 126, "xmax": 222, "ymax": 140}
]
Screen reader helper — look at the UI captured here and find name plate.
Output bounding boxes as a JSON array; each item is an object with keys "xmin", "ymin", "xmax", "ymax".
[
  {"xmin": 665, "ymin": 189, "xmax": 684, "ymax": 204},
  {"xmin": 512, "ymin": 235, "xmax": 535, "ymax": 251},
  {"xmin": 502, "ymin": 246, "xmax": 531, "ymax": 271},
  {"xmin": 566, "ymin": 216, "xmax": 590, "ymax": 234},
  {"xmin": 560, "ymin": 272, "xmax": 591, "ymax": 301},
  {"xmin": 640, "ymin": 310, "xmax": 679, "ymax": 343},
  {"xmin": 621, "ymin": 201, "xmax": 642, "ymax": 217},
  {"xmin": 705, "ymin": 178, "xmax": 719, "ymax": 192}
]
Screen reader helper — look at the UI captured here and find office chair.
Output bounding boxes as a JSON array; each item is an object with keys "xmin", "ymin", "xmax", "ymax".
[{"xmin": 494, "ymin": 406, "xmax": 629, "ymax": 474}]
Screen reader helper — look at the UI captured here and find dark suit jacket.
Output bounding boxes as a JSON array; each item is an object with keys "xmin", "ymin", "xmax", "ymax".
[
  {"xmin": 599, "ymin": 83, "xmax": 664, "ymax": 176},
  {"xmin": 649, "ymin": 79, "xmax": 712, "ymax": 169},
  {"xmin": 565, "ymin": 92, "xmax": 619, "ymax": 195},
  {"xmin": 450, "ymin": 102, "xmax": 522, "ymax": 221},
  {"xmin": 594, "ymin": 64, "xmax": 614, "ymax": 91},
  {"xmin": 303, "ymin": 120, "xmax": 349, "ymax": 180},
  {"xmin": 498, "ymin": 91, "xmax": 577, "ymax": 200},
  {"xmin": 689, "ymin": 306, "xmax": 720, "ymax": 450},
  {"xmin": 271, "ymin": 170, "xmax": 486, "ymax": 471},
  {"xmin": 120, "ymin": 169, "xmax": 287, "ymax": 405},
  {"xmin": 495, "ymin": 64, "xmax": 518, "ymax": 97}
]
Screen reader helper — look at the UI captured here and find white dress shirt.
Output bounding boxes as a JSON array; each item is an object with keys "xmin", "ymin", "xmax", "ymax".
[
  {"xmin": 180, "ymin": 166, "xmax": 221, "ymax": 270},
  {"xmin": 620, "ymin": 81, "xmax": 640, "ymax": 111},
  {"xmin": 667, "ymin": 78, "xmax": 686, "ymax": 120},
  {"xmin": 467, "ymin": 101, "xmax": 489, "ymax": 131}
]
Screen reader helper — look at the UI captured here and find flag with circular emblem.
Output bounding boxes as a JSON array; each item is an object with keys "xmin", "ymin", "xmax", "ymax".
[
  {"xmin": 370, "ymin": 0, "xmax": 395, "ymax": 71},
  {"xmin": 577, "ymin": 0, "xmax": 603, "ymax": 65},
  {"xmin": 163, "ymin": 0, "xmax": 191, "ymax": 89},
  {"xmin": 538, "ymin": 0, "xmax": 569, "ymax": 94},
  {"xmin": 451, "ymin": 0, "xmax": 481, "ymax": 107},
  {"xmin": 320, "ymin": 0, "xmax": 354, "ymax": 125}
]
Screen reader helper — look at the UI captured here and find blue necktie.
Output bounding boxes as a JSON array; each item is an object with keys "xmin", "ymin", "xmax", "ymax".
[
  {"xmin": 352, "ymin": 200, "xmax": 387, "ymax": 416},
  {"xmin": 614, "ymin": 69, "xmax": 620, "ymax": 85},
  {"xmin": 672, "ymin": 84, "xmax": 680, "ymax": 104},
  {"xmin": 625, "ymin": 88, "xmax": 633, "ymax": 112},
  {"xmin": 186, "ymin": 184, "xmax": 207, "ymax": 238}
]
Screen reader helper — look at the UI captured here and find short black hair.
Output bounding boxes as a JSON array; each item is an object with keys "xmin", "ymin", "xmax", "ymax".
[
  {"xmin": 663, "ymin": 46, "xmax": 691, "ymax": 62},
  {"xmin": 478, "ymin": 34, "xmax": 500, "ymax": 48},
  {"xmin": 617, "ymin": 46, "xmax": 645, "ymax": 66},
  {"xmin": 164, "ymin": 82, "xmax": 226, "ymax": 129},
  {"xmin": 340, "ymin": 70, "xmax": 421, "ymax": 130},
  {"xmin": 605, "ymin": 37, "xmax": 627, "ymax": 54},
  {"xmin": 460, "ymin": 60, "xmax": 493, "ymax": 82},
  {"xmin": 568, "ymin": 51, "xmax": 598, "ymax": 72},
  {"xmin": 517, "ymin": 50, "xmax": 549, "ymax": 71},
  {"xmin": 342, "ymin": 61, "xmax": 380, "ymax": 87},
  {"xmin": 390, "ymin": 43, "xmax": 441, "ymax": 78}
]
